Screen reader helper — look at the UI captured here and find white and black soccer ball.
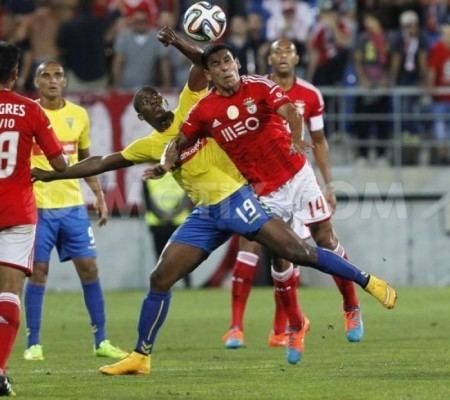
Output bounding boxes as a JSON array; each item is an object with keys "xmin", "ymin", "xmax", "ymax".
[{"xmin": 182, "ymin": 1, "xmax": 227, "ymax": 42}]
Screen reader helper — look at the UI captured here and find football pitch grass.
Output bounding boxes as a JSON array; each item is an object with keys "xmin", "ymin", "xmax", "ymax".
[{"xmin": 9, "ymin": 287, "xmax": 450, "ymax": 399}]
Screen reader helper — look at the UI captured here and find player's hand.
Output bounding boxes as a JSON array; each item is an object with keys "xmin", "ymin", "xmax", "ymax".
[
  {"xmin": 158, "ymin": 26, "xmax": 177, "ymax": 47},
  {"xmin": 31, "ymin": 168, "xmax": 54, "ymax": 182},
  {"xmin": 142, "ymin": 164, "xmax": 168, "ymax": 180},
  {"xmin": 95, "ymin": 195, "xmax": 108, "ymax": 227},
  {"xmin": 324, "ymin": 185, "xmax": 337, "ymax": 214},
  {"xmin": 290, "ymin": 140, "xmax": 314, "ymax": 155}
]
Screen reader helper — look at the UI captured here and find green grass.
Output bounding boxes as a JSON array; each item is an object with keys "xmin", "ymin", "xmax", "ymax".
[{"xmin": 9, "ymin": 287, "xmax": 450, "ymax": 399}]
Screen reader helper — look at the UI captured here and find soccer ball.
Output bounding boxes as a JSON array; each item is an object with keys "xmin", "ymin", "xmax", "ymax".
[{"xmin": 182, "ymin": 1, "xmax": 227, "ymax": 42}]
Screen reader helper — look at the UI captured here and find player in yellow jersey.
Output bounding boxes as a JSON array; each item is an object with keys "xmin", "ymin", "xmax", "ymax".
[
  {"xmin": 23, "ymin": 61, "xmax": 126, "ymax": 361},
  {"xmin": 32, "ymin": 28, "xmax": 396, "ymax": 373}
]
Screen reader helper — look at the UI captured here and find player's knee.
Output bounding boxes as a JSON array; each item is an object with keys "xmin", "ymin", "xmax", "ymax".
[
  {"xmin": 29, "ymin": 266, "xmax": 48, "ymax": 285},
  {"xmin": 79, "ymin": 267, "xmax": 98, "ymax": 282},
  {"xmin": 284, "ymin": 241, "xmax": 315, "ymax": 265},
  {"xmin": 314, "ymin": 234, "xmax": 336, "ymax": 250},
  {"xmin": 150, "ymin": 269, "xmax": 172, "ymax": 292}
]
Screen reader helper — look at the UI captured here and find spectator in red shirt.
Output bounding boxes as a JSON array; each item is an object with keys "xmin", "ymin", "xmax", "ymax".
[{"xmin": 427, "ymin": 22, "xmax": 450, "ymax": 164}]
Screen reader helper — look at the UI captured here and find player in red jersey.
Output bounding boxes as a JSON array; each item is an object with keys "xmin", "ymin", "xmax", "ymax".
[
  {"xmin": 223, "ymin": 38, "xmax": 363, "ymax": 349},
  {"xmin": 156, "ymin": 40, "xmax": 395, "ymax": 364},
  {"xmin": 0, "ymin": 42, "xmax": 67, "ymax": 396}
]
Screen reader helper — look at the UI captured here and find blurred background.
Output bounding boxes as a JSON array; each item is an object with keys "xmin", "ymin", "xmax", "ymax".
[{"xmin": 3, "ymin": 0, "xmax": 450, "ymax": 290}]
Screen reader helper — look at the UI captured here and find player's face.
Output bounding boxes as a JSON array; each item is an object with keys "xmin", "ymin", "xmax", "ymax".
[
  {"xmin": 205, "ymin": 49, "xmax": 240, "ymax": 93},
  {"xmin": 35, "ymin": 63, "xmax": 66, "ymax": 100},
  {"xmin": 268, "ymin": 41, "xmax": 299, "ymax": 76},
  {"xmin": 138, "ymin": 89, "xmax": 169, "ymax": 123}
]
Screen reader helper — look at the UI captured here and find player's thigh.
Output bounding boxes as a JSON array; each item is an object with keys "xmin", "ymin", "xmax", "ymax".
[
  {"xmin": 293, "ymin": 162, "xmax": 332, "ymax": 226},
  {"xmin": 58, "ymin": 206, "xmax": 96, "ymax": 262},
  {"xmin": 34, "ymin": 209, "xmax": 60, "ymax": 263},
  {"xmin": 253, "ymin": 218, "xmax": 316, "ymax": 266},
  {"xmin": 0, "ymin": 224, "xmax": 36, "ymax": 279}
]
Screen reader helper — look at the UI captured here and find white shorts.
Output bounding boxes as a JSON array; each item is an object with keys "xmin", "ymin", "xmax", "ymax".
[
  {"xmin": 260, "ymin": 160, "xmax": 331, "ymax": 238},
  {"xmin": 0, "ymin": 225, "xmax": 36, "ymax": 275}
]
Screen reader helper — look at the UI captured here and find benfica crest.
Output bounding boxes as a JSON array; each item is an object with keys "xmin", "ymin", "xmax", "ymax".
[
  {"xmin": 295, "ymin": 100, "xmax": 305, "ymax": 116},
  {"xmin": 243, "ymin": 97, "xmax": 257, "ymax": 114}
]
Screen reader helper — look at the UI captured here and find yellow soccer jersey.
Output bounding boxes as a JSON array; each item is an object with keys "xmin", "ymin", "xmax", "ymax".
[
  {"xmin": 32, "ymin": 100, "xmax": 90, "ymax": 208},
  {"xmin": 121, "ymin": 85, "xmax": 246, "ymax": 206}
]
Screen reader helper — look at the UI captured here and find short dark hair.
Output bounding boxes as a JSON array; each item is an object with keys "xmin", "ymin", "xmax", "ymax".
[
  {"xmin": 201, "ymin": 43, "xmax": 236, "ymax": 68},
  {"xmin": 0, "ymin": 42, "xmax": 20, "ymax": 84},
  {"xmin": 133, "ymin": 86, "xmax": 157, "ymax": 113}
]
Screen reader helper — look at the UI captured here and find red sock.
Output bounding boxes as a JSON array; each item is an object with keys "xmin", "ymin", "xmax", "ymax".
[
  {"xmin": 273, "ymin": 267, "xmax": 300, "ymax": 334},
  {"xmin": 332, "ymin": 243, "xmax": 360, "ymax": 310},
  {"xmin": 0, "ymin": 293, "xmax": 21, "ymax": 374},
  {"xmin": 272, "ymin": 266, "xmax": 303, "ymax": 331},
  {"xmin": 230, "ymin": 251, "xmax": 259, "ymax": 330}
]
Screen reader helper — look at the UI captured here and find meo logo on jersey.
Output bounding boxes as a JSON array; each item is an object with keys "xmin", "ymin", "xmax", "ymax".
[{"xmin": 221, "ymin": 102, "xmax": 261, "ymax": 142}]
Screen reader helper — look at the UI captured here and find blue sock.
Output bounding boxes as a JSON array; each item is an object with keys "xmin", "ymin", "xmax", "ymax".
[
  {"xmin": 82, "ymin": 280, "xmax": 106, "ymax": 348},
  {"xmin": 316, "ymin": 247, "xmax": 369, "ymax": 288},
  {"xmin": 135, "ymin": 291, "xmax": 171, "ymax": 355},
  {"xmin": 24, "ymin": 283, "xmax": 45, "ymax": 347}
]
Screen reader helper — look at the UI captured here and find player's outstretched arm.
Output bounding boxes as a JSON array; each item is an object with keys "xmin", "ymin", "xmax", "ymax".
[
  {"xmin": 48, "ymin": 154, "xmax": 68, "ymax": 172},
  {"xmin": 142, "ymin": 134, "xmax": 190, "ymax": 180},
  {"xmin": 32, "ymin": 152, "xmax": 133, "ymax": 182}
]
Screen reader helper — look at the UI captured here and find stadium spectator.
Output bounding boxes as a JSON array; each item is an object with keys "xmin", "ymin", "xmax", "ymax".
[
  {"xmin": 222, "ymin": 38, "xmax": 363, "ymax": 350},
  {"xmin": 353, "ymin": 12, "xmax": 391, "ymax": 163},
  {"xmin": 244, "ymin": 12, "xmax": 270, "ymax": 74},
  {"xmin": 15, "ymin": 0, "xmax": 76, "ymax": 92},
  {"xmin": 112, "ymin": 9, "xmax": 170, "ymax": 90},
  {"xmin": 265, "ymin": 0, "xmax": 314, "ymax": 63},
  {"xmin": 307, "ymin": 1, "xmax": 351, "ymax": 86},
  {"xmin": 225, "ymin": 15, "xmax": 249, "ymax": 70},
  {"xmin": 57, "ymin": 0, "xmax": 122, "ymax": 93},
  {"xmin": 422, "ymin": 0, "xmax": 450, "ymax": 46},
  {"xmin": 23, "ymin": 60, "xmax": 127, "ymax": 362},
  {"xmin": 157, "ymin": 10, "xmax": 190, "ymax": 88},
  {"xmin": 426, "ymin": 20, "xmax": 450, "ymax": 164},
  {"xmin": 0, "ymin": 42, "xmax": 67, "ymax": 397},
  {"xmin": 389, "ymin": 10, "xmax": 428, "ymax": 137}
]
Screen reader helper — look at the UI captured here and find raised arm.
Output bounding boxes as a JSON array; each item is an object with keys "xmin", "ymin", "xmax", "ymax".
[
  {"xmin": 33, "ymin": 152, "xmax": 133, "ymax": 182},
  {"xmin": 157, "ymin": 26, "xmax": 207, "ymax": 91}
]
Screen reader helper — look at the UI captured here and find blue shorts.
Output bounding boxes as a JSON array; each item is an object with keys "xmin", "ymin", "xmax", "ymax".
[
  {"xmin": 170, "ymin": 185, "xmax": 271, "ymax": 254},
  {"xmin": 34, "ymin": 206, "xmax": 97, "ymax": 263}
]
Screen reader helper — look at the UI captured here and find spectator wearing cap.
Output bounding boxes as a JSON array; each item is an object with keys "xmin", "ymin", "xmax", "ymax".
[
  {"xmin": 389, "ymin": 10, "xmax": 428, "ymax": 136},
  {"xmin": 426, "ymin": 21, "xmax": 450, "ymax": 164}
]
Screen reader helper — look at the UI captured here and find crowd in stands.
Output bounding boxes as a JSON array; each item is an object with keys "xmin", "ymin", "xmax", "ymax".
[{"xmin": 1, "ymin": 0, "xmax": 450, "ymax": 164}]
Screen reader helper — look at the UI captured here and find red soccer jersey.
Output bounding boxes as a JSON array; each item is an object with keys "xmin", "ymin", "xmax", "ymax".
[
  {"xmin": 181, "ymin": 75, "xmax": 306, "ymax": 196},
  {"xmin": 0, "ymin": 90, "xmax": 63, "ymax": 228},
  {"xmin": 427, "ymin": 40, "xmax": 450, "ymax": 101},
  {"xmin": 274, "ymin": 76, "xmax": 325, "ymax": 134}
]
